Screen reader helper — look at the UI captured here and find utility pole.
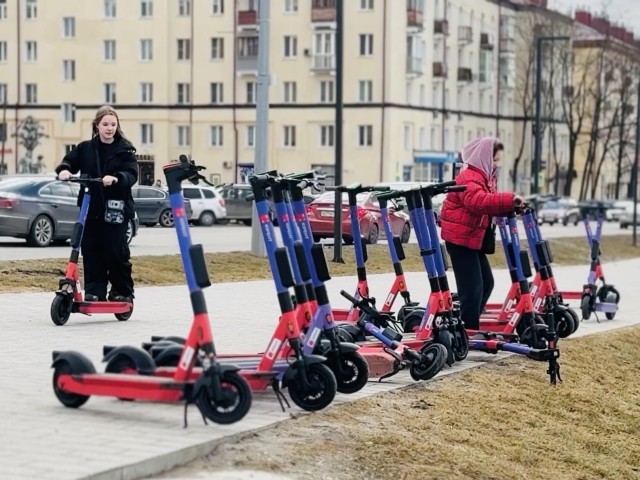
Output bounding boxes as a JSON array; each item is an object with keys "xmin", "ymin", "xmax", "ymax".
[
  {"xmin": 0, "ymin": 100, "xmax": 7, "ymax": 175},
  {"xmin": 332, "ymin": 0, "xmax": 345, "ymax": 263},
  {"xmin": 632, "ymin": 77, "xmax": 640, "ymax": 247},
  {"xmin": 250, "ymin": 0, "xmax": 270, "ymax": 257}
]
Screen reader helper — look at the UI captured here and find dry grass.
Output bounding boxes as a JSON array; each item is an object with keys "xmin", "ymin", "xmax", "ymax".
[
  {"xmin": 0, "ymin": 234, "xmax": 638, "ymax": 294},
  {"xmin": 158, "ymin": 326, "xmax": 640, "ymax": 480}
]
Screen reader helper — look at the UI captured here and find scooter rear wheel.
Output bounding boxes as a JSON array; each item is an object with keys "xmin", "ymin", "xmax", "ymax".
[
  {"xmin": 115, "ymin": 300, "xmax": 134, "ymax": 321},
  {"xmin": 195, "ymin": 371, "xmax": 253, "ymax": 425},
  {"xmin": 332, "ymin": 351, "xmax": 369, "ymax": 394},
  {"xmin": 409, "ymin": 343, "xmax": 447, "ymax": 381},
  {"xmin": 51, "ymin": 294, "xmax": 72, "ymax": 326},
  {"xmin": 287, "ymin": 363, "xmax": 337, "ymax": 412}
]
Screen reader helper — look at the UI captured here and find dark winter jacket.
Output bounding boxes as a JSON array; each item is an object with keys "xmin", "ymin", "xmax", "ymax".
[
  {"xmin": 439, "ymin": 165, "xmax": 515, "ymax": 250},
  {"xmin": 55, "ymin": 136, "xmax": 138, "ymax": 220}
]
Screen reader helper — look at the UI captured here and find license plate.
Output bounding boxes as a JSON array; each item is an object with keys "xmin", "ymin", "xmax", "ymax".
[{"xmin": 320, "ymin": 210, "xmax": 334, "ymax": 217}]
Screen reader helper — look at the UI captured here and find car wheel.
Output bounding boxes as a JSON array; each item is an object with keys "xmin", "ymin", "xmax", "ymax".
[
  {"xmin": 400, "ymin": 223, "xmax": 411, "ymax": 243},
  {"xmin": 199, "ymin": 211, "xmax": 216, "ymax": 227},
  {"xmin": 241, "ymin": 219, "xmax": 252, "ymax": 226},
  {"xmin": 27, "ymin": 215, "xmax": 54, "ymax": 247},
  {"xmin": 621, "ymin": 223, "xmax": 628, "ymax": 229},
  {"xmin": 126, "ymin": 220, "xmax": 134, "ymax": 245},
  {"xmin": 366, "ymin": 224, "xmax": 379, "ymax": 245},
  {"xmin": 159, "ymin": 209, "xmax": 174, "ymax": 228}
]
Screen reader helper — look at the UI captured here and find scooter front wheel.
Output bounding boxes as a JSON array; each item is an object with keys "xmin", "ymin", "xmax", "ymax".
[
  {"xmin": 580, "ymin": 296, "xmax": 592, "ymax": 320},
  {"xmin": 287, "ymin": 363, "xmax": 337, "ymax": 412},
  {"xmin": 52, "ymin": 354, "xmax": 95, "ymax": 408},
  {"xmin": 332, "ymin": 351, "xmax": 369, "ymax": 394},
  {"xmin": 51, "ymin": 294, "xmax": 72, "ymax": 326},
  {"xmin": 555, "ymin": 309, "xmax": 576, "ymax": 338},
  {"xmin": 409, "ymin": 343, "xmax": 447, "ymax": 381},
  {"xmin": 195, "ymin": 371, "xmax": 253, "ymax": 425},
  {"xmin": 605, "ymin": 292, "xmax": 618, "ymax": 320},
  {"xmin": 452, "ymin": 324, "xmax": 469, "ymax": 361}
]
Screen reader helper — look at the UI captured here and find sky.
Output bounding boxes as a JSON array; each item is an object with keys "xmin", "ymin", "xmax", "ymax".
[{"xmin": 549, "ymin": 0, "xmax": 640, "ymax": 34}]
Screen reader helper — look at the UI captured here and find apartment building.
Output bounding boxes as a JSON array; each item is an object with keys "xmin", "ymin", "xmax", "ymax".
[{"xmin": 0, "ymin": 0, "xmax": 563, "ymax": 192}]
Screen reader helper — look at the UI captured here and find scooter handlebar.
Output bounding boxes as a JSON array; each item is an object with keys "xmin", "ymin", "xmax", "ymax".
[
  {"xmin": 326, "ymin": 184, "xmax": 391, "ymax": 194},
  {"xmin": 59, "ymin": 176, "xmax": 104, "ymax": 185},
  {"xmin": 162, "ymin": 154, "xmax": 213, "ymax": 187},
  {"xmin": 376, "ymin": 190, "xmax": 405, "ymax": 202},
  {"xmin": 443, "ymin": 185, "xmax": 466, "ymax": 193}
]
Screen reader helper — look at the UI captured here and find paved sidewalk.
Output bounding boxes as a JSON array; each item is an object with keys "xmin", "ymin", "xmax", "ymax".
[{"xmin": 0, "ymin": 259, "xmax": 638, "ymax": 480}]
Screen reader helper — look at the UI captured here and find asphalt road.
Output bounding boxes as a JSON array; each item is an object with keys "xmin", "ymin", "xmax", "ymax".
[{"xmin": 0, "ymin": 220, "xmax": 631, "ymax": 261}]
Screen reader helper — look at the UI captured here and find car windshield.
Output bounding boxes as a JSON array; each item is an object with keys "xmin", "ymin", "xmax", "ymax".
[{"xmin": 0, "ymin": 179, "xmax": 41, "ymax": 192}]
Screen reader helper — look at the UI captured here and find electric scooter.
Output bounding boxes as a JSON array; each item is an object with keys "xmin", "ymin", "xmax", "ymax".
[
  {"xmin": 551, "ymin": 205, "xmax": 620, "ymax": 321},
  {"xmin": 128, "ymin": 170, "xmax": 339, "ymax": 412},
  {"xmin": 51, "ymin": 155, "xmax": 253, "ymax": 425},
  {"xmin": 50, "ymin": 176, "xmax": 133, "ymax": 325}
]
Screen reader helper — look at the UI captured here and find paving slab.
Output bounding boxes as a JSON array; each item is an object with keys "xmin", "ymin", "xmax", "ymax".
[{"xmin": 0, "ymin": 259, "xmax": 638, "ymax": 480}]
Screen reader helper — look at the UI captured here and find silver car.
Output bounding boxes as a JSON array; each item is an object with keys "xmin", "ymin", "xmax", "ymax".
[{"xmin": 0, "ymin": 176, "xmax": 138, "ymax": 247}]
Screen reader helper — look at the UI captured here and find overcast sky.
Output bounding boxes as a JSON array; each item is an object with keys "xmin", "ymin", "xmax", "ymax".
[{"xmin": 549, "ymin": 0, "xmax": 640, "ymax": 34}]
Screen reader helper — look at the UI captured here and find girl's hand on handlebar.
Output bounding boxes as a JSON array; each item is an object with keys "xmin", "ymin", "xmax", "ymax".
[
  {"xmin": 102, "ymin": 175, "xmax": 119, "ymax": 187},
  {"xmin": 57, "ymin": 170, "xmax": 72, "ymax": 181}
]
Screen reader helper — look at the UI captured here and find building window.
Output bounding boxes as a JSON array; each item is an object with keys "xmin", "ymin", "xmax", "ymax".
[
  {"xmin": 360, "ymin": 0, "xmax": 373, "ymax": 9},
  {"xmin": 0, "ymin": 84, "xmax": 7, "ymax": 103},
  {"xmin": 283, "ymin": 81, "xmax": 297, "ymax": 103},
  {"xmin": 140, "ymin": 39, "xmax": 153, "ymax": 61},
  {"xmin": 103, "ymin": 40, "xmax": 116, "ymax": 61},
  {"xmin": 177, "ymin": 83, "xmax": 191, "ymax": 104},
  {"xmin": 61, "ymin": 103, "xmax": 76, "ymax": 123},
  {"xmin": 419, "ymin": 127, "xmax": 426, "ymax": 149},
  {"xmin": 0, "ymin": 42, "xmax": 6, "ymax": 62},
  {"xmin": 178, "ymin": 0, "xmax": 191, "ymax": 16},
  {"xmin": 211, "ymin": 37, "xmax": 224, "ymax": 59},
  {"xmin": 284, "ymin": 36, "xmax": 297, "ymax": 58},
  {"xmin": 62, "ymin": 17, "xmax": 75, "ymax": 38},
  {"xmin": 283, "ymin": 126, "xmax": 296, "ymax": 147},
  {"xmin": 358, "ymin": 80, "xmax": 372, "ymax": 103},
  {"xmin": 246, "ymin": 81, "xmax": 256, "ymax": 104},
  {"xmin": 177, "ymin": 39, "xmax": 191, "ymax": 60},
  {"xmin": 405, "ymin": 82, "xmax": 412, "ymax": 104},
  {"xmin": 246, "ymin": 124, "xmax": 255, "ymax": 147},
  {"xmin": 359, "ymin": 34, "xmax": 373, "ymax": 56},
  {"xmin": 320, "ymin": 125, "xmax": 334, "ymax": 147},
  {"xmin": 210, "ymin": 126, "xmax": 223, "ymax": 147},
  {"xmin": 25, "ymin": 41, "xmax": 37, "ymax": 62},
  {"xmin": 104, "ymin": 0, "xmax": 116, "ymax": 17},
  {"xmin": 320, "ymin": 81, "xmax": 334, "ymax": 103},
  {"xmin": 284, "ymin": 0, "xmax": 298, "ymax": 12},
  {"xmin": 0, "ymin": 0, "xmax": 7, "ymax": 20},
  {"xmin": 25, "ymin": 0, "xmax": 37, "ymax": 19},
  {"xmin": 140, "ymin": 82, "xmax": 153, "ymax": 103},
  {"xmin": 404, "ymin": 125, "xmax": 411, "ymax": 151},
  {"xmin": 358, "ymin": 125, "xmax": 373, "ymax": 147},
  {"xmin": 210, "ymin": 82, "xmax": 223, "ymax": 104},
  {"xmin": 419, "ymin": 84, "xmax": 425, "ymax": 106},
  {"xmin": 104, "ymin": 83, "xmax": 116, "ymax": 103},
  {"xmin": 177, "ymin": 125, "xmax": 190, "ymax": 147},
  {"xmin": 62, "ymin": 60, "xmax": 75, "ymax": 81},
  {"xmin": 140, "ymin": 123, "xmax": 154, "ymax": 145},
  {"xmin": 25, "ymin": 84, "xmax": 37, "ymax": 104},
  {"xmin": 238, "ymin": 36, "xmax": 257, "ymax": 58},
  {"xmin": 212, "ymin": 0, "xmax": 224, "ymax": 15},
  {"xmin": 140, "ymin": 0, "xmax": 153, "ymax": 17}
]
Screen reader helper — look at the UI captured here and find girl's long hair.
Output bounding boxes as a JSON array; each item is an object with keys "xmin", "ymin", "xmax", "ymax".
[{"xmin": 91, "ymin": 105, "xmax": 128, "ymax": 142}]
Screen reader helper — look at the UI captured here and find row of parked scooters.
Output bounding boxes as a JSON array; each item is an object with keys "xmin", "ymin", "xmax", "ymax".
[{"xmin": 50, "ymin": 156, "xmax": 620, "ymax": 426}]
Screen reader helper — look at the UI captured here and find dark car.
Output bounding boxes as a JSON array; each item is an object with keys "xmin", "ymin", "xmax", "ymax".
[
  {"xmin": 219, "ymin": 183, "xmax": 316, "ymax": 226},
  {"xmin": 306, "ymin": 191, "xmax": 411, "ymax": 245},
  {"xmin": 0, "ymin": 176, "xmax": 138, "ymax": 247},
  {"xmin": 132, "ymin": 185, "xmax": 192, "ymax": 227}
]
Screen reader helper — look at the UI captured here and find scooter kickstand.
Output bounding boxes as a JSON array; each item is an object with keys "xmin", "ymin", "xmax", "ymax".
[{"xmin": 272, "ymin": 379, "xmax": 291, "ymax": 412}]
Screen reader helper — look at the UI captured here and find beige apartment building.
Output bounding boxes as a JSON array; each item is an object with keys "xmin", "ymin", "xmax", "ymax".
[{"xmin": 0, "ymin": 0, "xmax": 568, "ymax": 193}]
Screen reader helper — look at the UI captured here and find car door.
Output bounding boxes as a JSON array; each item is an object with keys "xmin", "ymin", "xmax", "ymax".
[
  {"xmin": 135, "ymin": 187, "xmax": 166, "ymax": 224},
  {"xmin": 182, "ymin": 187, "xmax": 204, "ymax": 220},
  {"xmin": 39, "ymin": 181, "xmax": 78, "ymax": 237},
  {"xmin": 236, "ymin": 187, "xmax": 253, "ymax": 220}
]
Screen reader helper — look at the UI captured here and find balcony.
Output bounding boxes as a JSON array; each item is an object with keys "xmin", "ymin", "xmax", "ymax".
[
  {"xmin": 407, "ymin": 9, "xmax": 423, "ymax": 29},
  {"xmin": 458, "ymin": 26, "xmax": 472, "ymax": 44},
  {"xmin": 406, "ymin": 56, "xmax": 423, "ymax": 75},
  {"xmin": 311, "ymin": 0, "xmax": 336, "ymax": 23},
  {"xmin": 312, "ymin": 54, "xmax": 335, "ymax": 72},
  {"xmin": 499, "ymin": 38, "xmax": 516, "ymax": 53},
  {"xmin": 480, "ymin": 33, "xmax": 494, "ymax": 50},
  {"xmin": 457, "ymin": 67, "xmax": 472, "ymax": 82},
  {"xmin": 433, "ymin": 62, "xmax": 447, "ymax": 79},
  {"xmin": 236, "ymin": 35, "xmax": 259, "ymax": 73},
  {"xmin": 434, "ymin": 19, "xmax": 449, "ymax": 36},
  {"xmin": 238, "ymin": 9, "xmax": 257, "ymax": 26}
]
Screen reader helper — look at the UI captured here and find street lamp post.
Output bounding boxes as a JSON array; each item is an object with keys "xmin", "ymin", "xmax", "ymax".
[
  {"xmin": 632, "ymin": 78, "xmax": 640, "ymax": 247},
  {"xmin": 533, "ymin": 35, "xmax": 571, "ymax": 195}
]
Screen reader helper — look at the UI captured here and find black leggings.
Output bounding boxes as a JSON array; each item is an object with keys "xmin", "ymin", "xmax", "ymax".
[{"xmin": 446, "ymin": 242, "xmax": 494, "ymax": 330}]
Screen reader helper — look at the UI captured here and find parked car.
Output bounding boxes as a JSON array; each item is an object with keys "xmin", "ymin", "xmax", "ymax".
[
  {"xmin": 181, "ymin": 184, "xmax": 227, "ymax": 226},
  {"xmin": 536, "ymin": 197, "xmax": 580, "ymax": 226},
  {"xmin": 306, "ymin": 191, "xmax": 411, "ymax": 245},
  {"xmin": 605, "ymin": 200, "xmax": 633, "ymax": 222},
  {"xmin": 375, "ymin": 181, "xmax": 446, "ymax": 215},
  {"xmin": 219, "ymin": 183, "xmax": 316, "ymax": 226},
  {"xmin": 619, "ymin": 203, "xmax": 640, "ymax": 229},
  {"xmin": 132, "ymin": 185, "xmax": 192, "ymax": 227},
  {"xmin": 0, "ymin": 176, "xmax": 138, "ymax": 247}
]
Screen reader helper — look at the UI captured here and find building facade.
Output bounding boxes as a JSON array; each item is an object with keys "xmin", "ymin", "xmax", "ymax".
[{"xmin": 0, "ymin": 0, "xmax": 574, "ymax": 193}]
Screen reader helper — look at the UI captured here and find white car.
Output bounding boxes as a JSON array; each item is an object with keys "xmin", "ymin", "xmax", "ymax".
[
  {"xmin": 606, "ymin": 200, "xmax": 633, "ymax": 222},
  {"xmin": 619, "ymin": 203, "xmax": 640, "ymax": 229},
  {"xmin": 181, "ymin": 184, "xmax": 227, "ymax": 226}
]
